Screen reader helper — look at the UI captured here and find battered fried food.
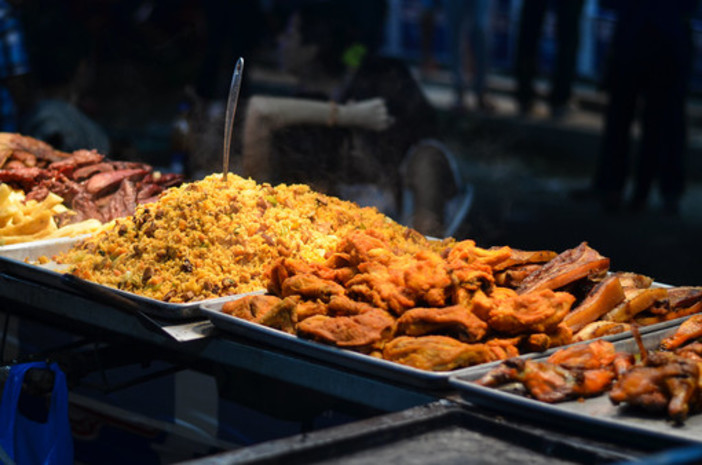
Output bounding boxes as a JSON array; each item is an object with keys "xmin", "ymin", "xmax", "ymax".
[
  {"xmin": 487, "ymin": 289, "xmax": 575, "ymax": 335},
  {"xmin": 221, "ymin": 294, "xmax": 298, "ymax": 333},
  {"xmin": 383, "ymin": 335, "xmax": 497, "ymax": 371},
  {"xmin": 297, "ymin": 308, "xmax": 395, "ymax": 352},
  {"xmin": 395, "ymin": 304, "xmax": 488, "ymax": 342}
]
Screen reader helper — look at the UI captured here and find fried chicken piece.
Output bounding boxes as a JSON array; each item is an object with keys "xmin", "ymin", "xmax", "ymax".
[
  {"xmin": 476, "ymin": 357, "xmax": 615, "ymax": 403},
  {"xmin": 660, "ymin": 314, "xmax": 702, "ymax": 350},
  {"xmin": 485, "ymin": 337, "xmax": 522, "ymax": 360},
  {"xmin": 487, "ymin": 289, "xmax": 575, "ymax": 335},
  {"xmin": 609, "ymin": 351, "xmax": 701, "ymax": 423},
  {"xmin": 446, "ymin": 240, "xmax": 513, "ymax": 268},
  {"xmin": 447, "ymin": 260, "xmax": 495, "ymax": 294},
  {"xmin": 222, "ymin": 294, "xmax": 282, "ymax": 320},
  {"xmin": 221, "ymin": 294, "xmax": 298, "ymax": 333},
  {"xmin": 547, "ymin": 339, "xmax": 621, "ymax": 371},
  {"xmin": 383, "ymin": 335, "xmax": 497, "ymax": 371},
  {"xmin": 478, "ymin": 340, "xmax": 629, "ymax": 402},
  {"xmin": 337, "ymin": 230, "xmax": 394, "ymax": 266},
  {"xmin": 346, "ymin": 248, "xmax": 452, "ymax": 315},
  {"xmin": 521, "ymin": 324, "xmax": 573, "ymax": 353},
  {"xmin": 281, "ymin": 273, "xmax": 345, "ymax": 301},
  {"xmin": 346, "ymin": 261, "xmax": 416, "ymax": 314},
  {"xmin": 395, "ymin": 304, "xmax": 488, "ymax": 342},
  {"xmin": 297, "ymin": 308, "xmax": 395, "ymax": 352},
  {"xmin": 327, "ymin": 295, "xmax": 377, "ymax": 316},
  {"xmin": 267, "ymin": 258, "xmax": 344, "ymax": 296},
  {"xmin": 674, "ymin": 341, "xmax": 702, "ymax": 362},
  {"xmin": 517, "ymin": 242, "xmax": 610, "ymax": 295},
  {"xmin": 296, "ymin": 299, "xmax": 328, "ymax": 321}
]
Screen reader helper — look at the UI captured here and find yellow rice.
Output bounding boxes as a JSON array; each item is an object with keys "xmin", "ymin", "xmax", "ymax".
[{"xmin": 55, "ymin": 173, "xmax": 449, "ymax": 303}]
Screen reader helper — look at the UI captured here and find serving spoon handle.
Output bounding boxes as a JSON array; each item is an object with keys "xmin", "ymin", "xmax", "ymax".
[{"xmin": 223, "ymin": 57, "xmax": 245, "ymax": 181}]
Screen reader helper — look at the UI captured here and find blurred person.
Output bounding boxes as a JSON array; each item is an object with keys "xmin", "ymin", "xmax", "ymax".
[
  {"xmin": 0, "ymin": 0, "xmax": 31, "ymax": 132},
  {"xmin": 514, "ymin": 0, "xmax": 585, "ymax": 119},
  {"xmin": 589, "ymin": 0, "xmax": 697, "ymax": 215},
  {"xmin": 445, "ymin": 0, "xmax": 495, "ymax": 113},
  {"xmin": 242, "ymin": 0, "xmax": 464, "ymax": 237},
  {"xmin": 419, "ymin": 0, "xmax": 441, "ymax": 76},
  {"xmin": 19, "ymin": 0, "xmax": 109, "ymax": 153}
]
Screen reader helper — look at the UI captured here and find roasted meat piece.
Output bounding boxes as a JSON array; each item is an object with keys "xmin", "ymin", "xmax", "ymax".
[
  {"xmin": 477, "ymin": 340, "xmax": 629, "ymax": 403},
  {"xmin": 660, "ymin": 314, "xmax": 702, "ymax": 350},
  {"xmin": 383, "ymin": 335, "xmax": 497, "ymax": 371},
  {"xmin": 564, "ymin": 274, "xmax": 626, "ymax": 332},
  {"xmin": 609, "ymin": 351, "xmax": 701, "ymax": 423},
  {"xmin": 603, "ymin": 287, "xmax": 668, "ymax": 322},
  {"xmin": 517, "ymin": 242, "xmax": 610, "ymax": 295},
  {"xmin": 395, "ymin": 304, "xmax": 488, "ymax": 342},
  {"xmin": 491, "ymin": 248, "xmax": 558, "ymax": 272},
  {"xmin": 296, "ymin": 308, "xmax": 395, "ymax": 352},
  {"xmin": 573, "ymin": 321, "xmax": 632, "ymax": 342}
]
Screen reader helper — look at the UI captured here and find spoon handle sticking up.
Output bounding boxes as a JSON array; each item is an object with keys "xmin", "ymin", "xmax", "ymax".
[{"xmin": 223, "ymin": 57, "xmax": 245, "ymax": 181}]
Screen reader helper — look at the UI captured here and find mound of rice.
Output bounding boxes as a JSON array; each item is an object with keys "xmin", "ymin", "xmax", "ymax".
[{"xmin": 56, "ymin": 174, "xmax": 448, "ymax": 303}]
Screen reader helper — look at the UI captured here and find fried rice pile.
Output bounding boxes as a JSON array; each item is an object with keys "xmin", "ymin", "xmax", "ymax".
[{"xmin": 55, "ymin": 174, "xmax": 448, "ymax": 303}]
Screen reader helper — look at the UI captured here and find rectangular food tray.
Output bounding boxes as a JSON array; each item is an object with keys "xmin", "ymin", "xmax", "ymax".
[
  {"xmin": 200, "ymin": 297, "xmax": 457, "ymax": 389},
  {"xmin": 450, "ymin": 323, "xmax": 702, "ymax": 445},
  {"xmin": 0, "ymin": 236, "xmax": 263, "ymax": 321}
]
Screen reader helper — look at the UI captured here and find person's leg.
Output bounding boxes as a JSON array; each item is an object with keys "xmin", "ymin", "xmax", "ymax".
[
  {"xmin": 638, "ymin": 34, "xmax": 691, "ymax": 214},
  {"xmin": 468, "ymin": 0, "xmax": 494, "ymax": 111},
  {"xmin": 550, "ymin": 0, "xmax": 585, "ymax": 116},
  {"xmin": 445, "ymin": 0, "xmax": 469, "ymax": 109},
  {"xmin": 514, "ymin": 0, "xmax": 548, "ymax": 114},
  {"xmin": 593, "ymin": 53, "xmax": 640, "ymax": 210}
]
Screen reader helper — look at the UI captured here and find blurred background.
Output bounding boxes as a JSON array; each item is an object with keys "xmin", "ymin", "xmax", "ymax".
[{"xmin": 8, "ymin": 0, "xmax": 702, "ymax": 285}]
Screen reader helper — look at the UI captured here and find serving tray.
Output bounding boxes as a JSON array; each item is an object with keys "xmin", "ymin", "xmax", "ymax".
[
  {"xmin": 450, "ymin": 323, "xmax": 702, "ymax": 445},
  {"xmin": 200, "ymin": 297, "xmax": 458, "ymax": 390},
  {"xmin": 0, "ymin": 236, "xmax": 259, "ymax": 321}
]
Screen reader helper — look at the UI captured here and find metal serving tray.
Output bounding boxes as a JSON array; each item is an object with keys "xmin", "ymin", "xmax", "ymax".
[
  {"xmin": 450, "ymin": 323, "xmax": 702, "ymax": 445},
  {"xmin": 187, "ymin": 401, "xmax": 648, "ymax": 464},
  {"xmin": 200, "ymin": 297, "xmax": 457, "ymax": 389},
  {"xmin": 200, "ymin": 288, "xmax": 698, "ymax": 391},
  {"xmin": 0, "ymin": 236, "xmax": 260, "ymax": 321}
]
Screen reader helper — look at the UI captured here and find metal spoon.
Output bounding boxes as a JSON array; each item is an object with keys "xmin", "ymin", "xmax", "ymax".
[{"xmin": 223, "ymin": 57, "xmax": 245, "ymax": 181}]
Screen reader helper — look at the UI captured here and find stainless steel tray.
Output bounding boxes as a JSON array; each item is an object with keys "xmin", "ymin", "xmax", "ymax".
[
  {"xmin": 450, "ymin": 324, "xmax": 702, "ymax": 444},
  {"xmin": 200, "ymin": 297, "xmax": 457, "ymax": 389},
  {"xmin": 0, "ymin": 236, "xmax": 258, "ymax": 321}
]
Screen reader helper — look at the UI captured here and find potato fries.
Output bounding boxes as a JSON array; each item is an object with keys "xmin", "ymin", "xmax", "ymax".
[{"xmin": 0, "ymin": 183, "xmax": 103, "ymax": 245}]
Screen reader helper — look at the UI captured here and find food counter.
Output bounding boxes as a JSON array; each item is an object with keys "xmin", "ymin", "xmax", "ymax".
[
  {"xmin": 0, "ymin": 271, "xmax": 689, "ymax": 465},
  {"xmin": 3, "ymin": 140, "xmax": 702, "ymax": 463}
]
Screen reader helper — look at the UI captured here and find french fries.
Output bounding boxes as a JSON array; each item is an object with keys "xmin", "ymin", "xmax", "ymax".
[{"xmin": 0, "ymin": 183, "xmax": 103, "ymax": 245}]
